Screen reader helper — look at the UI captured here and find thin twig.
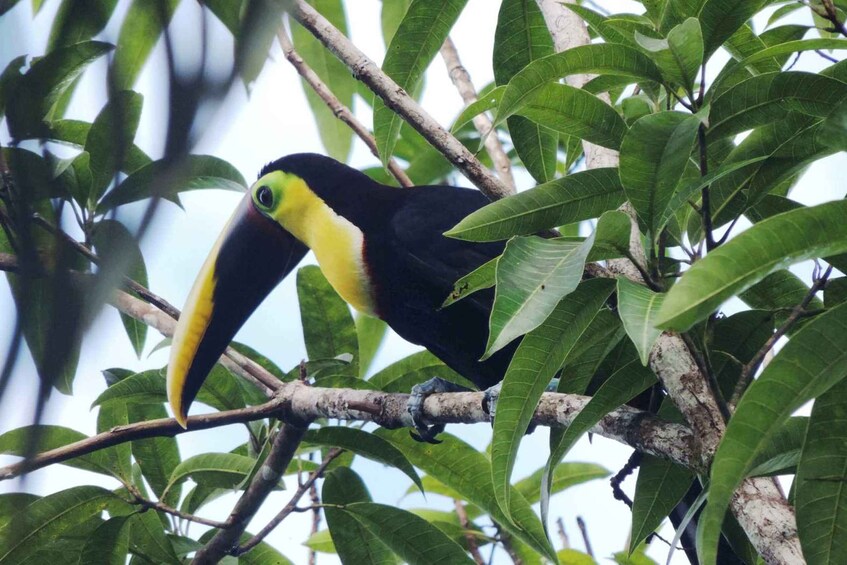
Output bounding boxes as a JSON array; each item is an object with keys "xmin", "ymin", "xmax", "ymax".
[
  {"xmin": 235, "ymin": 448, "xmax": 343, "ymax": 556},
  {"xmin": 576, "ymin": 516, "xmax": 594, "ymax": 558},
  {"xmin": 698, "ymin": 124, "xmax": 716, "ymax": 251},
  {"xmin": 730, "ymin": 265, "xmax": 833, "ymax": 408},
  {"xmin": 820, "ymin": 0, "xmax": 847, "ymax": 36},
  {"xmin": 555, "ymin": 517, "xmax": 569, "ymax": 550},
  {"xmin": 193, "ymin": 422, "xmax": 311, "ymax": 564},
  {"xmin": 289, "ymin": 0, "xmax": 512, "ymax": 201},
  {"xmin": 277, "ymin": 25, "xmax": 413, "ymax": 188},
  {"xmin": 455, "ymin": 499, "xmax": 486, "ymax": 565},
  {"xmin": 439, "ymin": 37, "xmax": 515, "ymax": 193},
  {"xmin": 125, "ymin": 484, "xmax": 227, "ymax": 529}
]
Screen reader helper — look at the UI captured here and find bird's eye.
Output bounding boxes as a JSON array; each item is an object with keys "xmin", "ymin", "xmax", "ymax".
[{"xmin": 256, "ymin": 185, "xmax": 273, "ymax": 208}]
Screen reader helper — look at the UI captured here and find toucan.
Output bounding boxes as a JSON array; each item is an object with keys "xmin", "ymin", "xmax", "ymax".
[
  {"xmin": 165, "ymin": 153, "xmax": 739, "ymax": 565},
  {"xmin": 167, "ymin": 152, "xmax": 514, "ymax": 438}
]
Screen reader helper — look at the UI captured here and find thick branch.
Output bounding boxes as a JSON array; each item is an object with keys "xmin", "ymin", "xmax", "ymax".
[
  {"xmin": 276, "ymin": 25, "xmax": 413, "ymax": 188},
  {"xmin": 0, "ymin": 382, "xmax": 700, "ymax": 482},
  {"xmin": 439, "ymin": 37, "xmax": 516, "ymax": 193},
  {"xmin": 193, "ymin": 422, "xmax": 310, "ymax": 564},
  {"xmin": 288, "ymin": 0, "xmax": 513, "ymax": 201}
]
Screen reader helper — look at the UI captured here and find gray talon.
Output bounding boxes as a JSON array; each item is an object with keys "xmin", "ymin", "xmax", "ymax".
[
  {"xmin": 407, "ymin": 377, "xmax": 468, "ymax": 443},
  {"xmin": 482, "ymin": 382, "xmax": 502, "ymax": 425}
]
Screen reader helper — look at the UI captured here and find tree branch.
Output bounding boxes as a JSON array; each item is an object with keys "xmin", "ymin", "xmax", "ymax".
[
  {"xmin": 125, "ymin": 483, "xmax": 228, "ymax": 529},
  {"xmin": 276, "ymin": 24, "xmax": 413, "ymax": 188},
  {"xmin": 439, "ymin": 37, "xmax": 516, "ymax": 193},
  {"xmin": 455, "ymin": 499, "xmax": 486, "ymax": 565},
  {"xmin": 288, "ymin": 0, "xmax": 513, "ymax": 201}
]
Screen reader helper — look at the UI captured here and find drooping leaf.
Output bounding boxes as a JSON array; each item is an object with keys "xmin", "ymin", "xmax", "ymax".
[
  {"xmin": 342, "ymin": 502, "xmax": 473, "ymax": 564},
  {"xmin": 373, "ymin": 0, "xmax": 468, "ymax": 163},
  {"xmin": 78, "ymin": 515, "xmax": 131, "ymax": 565},
  {"xmin": 795, "ymin": 378, "xmax": 847, "ymax": 565},
  {"xmin": 589, "ymin": 210, "xmax": 632, "ymax": 261},
  {"xmin": 451, "ymin": 86, "xmax": 505, "ymax": 133},
  {"xmin": 376, "ymin": 428, "xmax": 557, "ymax": 561},
  {"xmin": 323, "ymin": 467, "xmax": 399, "ymax": 564},
  {"xmin": 508, "ymin": 115, "xmax": 557, "ymax": 183},
  {"xmin": 517, "ymin": 83, "xmax": 628, "ymax": 150},
  {"xmin": 0, "ymin": 425, "xmax": 122, "ymax": 478},
  {"xmin": 635, "ymin": 18, "xmax": 703, "ymax": 94},
  {"xmin": 619, "ymin": 111, "xmax": 701, "ymax": 238},
  {"xmin": 128, "ymin": 403, "xmax": 182, "ymax": 508},
  {"xmin": 47, "ymin": 0, "xmax": 118, "ymax": 51},
  {"xmin": 739, "ymin": 271, "xmax": 820, "ymax": 332},
  {"xmin": 657, "ymin": 200, "xmax": 847, "ymax": 331},
  {"xmin": 164, "ymin": 452, "xmax": 260, "ymax": 495},
  {"xmin": 446, "ymin": 168, "xmax": 624, "ymax": 242},
  {"xmin": 514, "ymin": 462, "xmax": 609, "ymax": 505},
  {"xmin": 616, "ymin": 278, "xmax": 665, "ymax": 366},
  {"xmin": 495, "ymin": 43, "xmax": 662, "ymax": 125},
  {"xmin": 127, "ymin": 510, "xmax": 181, "ymax": 565},
  {"xmin": 492, "ymin": 278, "xmax": 615, "ymax": 517},
  {"xmin": 698, "ymin": 301, "xmax": 847, "ymax": 565},
  {"xmin": 485, "ymin": 234, "xmax": 595, "ymax": 356},
  {"xmin": 368, "ymin": 350, "xmax": 471, "ymax": 392},
  {"xmin": 297, "ymin": 265, "xmax": 358, "ymax": 376},
  {"xmin": 290, "ymin": 0, "xmax": 356, "ymax": 161},
  {"xmin": 111, "ymin": 0, "xmax": 180, "ymax": 90},
  {"xmin": 630, "ymin": 456, "xmax": 694, "ymax": 554},
  {"xmin": 304, "ymin": 426, "xmax": 422, "ymax": 491},
  {"xmin": 97, "ymin": 155, "xmax": 246, "ymax": 212},
  {"xmin": 442, "ymin": 257, "xmax": 497, "ymax": 308}
]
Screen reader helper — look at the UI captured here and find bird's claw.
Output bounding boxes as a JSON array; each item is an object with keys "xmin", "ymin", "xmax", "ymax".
[
  {"xmin": 482, "ymin": 383, "xmax": 501, "ymax": 426},
  {"xmin": 407, "ymin": 377, "xmax": 466, "ymax": 443}
]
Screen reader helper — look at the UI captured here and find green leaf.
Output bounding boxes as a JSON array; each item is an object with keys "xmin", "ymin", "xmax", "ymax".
[
  {"xmin": 451, "ymin": 86, "xmax": 504, "ymax": 133},
  {"xmin": 373, "ymin": 0, "xmax": 468, "ymax": 163},
  {"xmin": 0, "ymin": 55, "xmax": 26, "ymax": 120},
  {"xmin": 376, "ymin": 428, "xmax": 556, "ymax": 561},
  {"xmin": 6, "ymin": 41, "xmax": 113, "ymax": 138},
  {"xmin": 619, "ymin": 111, "xmax": 700, "ymax": 237},
  {"xmin": 48, "ymin": 0, "xmax": 117, "ymax": 51},
  {"xmin": 0, "ymin": 425, "xmax": 122, "ymax": 478},
  {"xmin": 514, "ymin": 462, "xmax": 609, "ymax": 505},
  {"xmin": 297, "ymin": 265, "xmax": 358, "ymax": 376},
  {"xmin": 740, "ymin": 271, "xmax": 820, "ymax": 332},
  {"xmin": 368, "ymin": 350, "xmax": 471, "ymax": 392},
  {"xmin": 129, "ymin": 403, "xmax": 182, "ymax": 507},
  {"xmin": 558, "ymin": 309, "xmax": 624, "ymax": 395},
  {"xmin": 0, "ymin": 494, "xmax": 38, "ymax": 530},
  {"xmin": 97, "ymin": 155, "xmax": 246, "ymax": 212},
  {"xmin": 635, "ymin": 18, "xmax": 702, "ymax": 95},
  {"xmin": 446, "ymin": 168, "xmax": 624, "ymax": 242},
  {"xmin": 495, "ymin": 43, "xmax": 662, "ymax": 125},
  {"xmin": 304, "ymin": 529, "xmax": 336, "ymax": 554},
  {"xmin": 322, "ymin": 467, "xmax": 396, "ymax": 565},
  {"xmin": 656, "ymin": 200, "xmax": 847, "ymax": 331},
  {"xmin": 112, "ymin": 0, "xmax": 179, "ymax": 90},
  {"xmin": 355, "ymin": 314, "xmax": 387, "ymax": 377},
  {"xmin": 290, "ymin": 0, "xmax": 355, "ymax": 161},
  {"xmin": 78, "ymin": 515, "xmax": 131, "ymax": 565},
  {"xmin": 589, "ymin": 210, "xmax": 631, "ymax": 261},
  {"xmin": 630, "ymin": 456, "xmax": 694, "ymax": 553},
  {"xmin": 380, "ymin": 0, "xmax": 411, "ymax": 46},
  {"xmin": 485, "ymin": 234, "xmax": 595, "ymax": 356},
  {"xmin": 616, "ymin": 278, "xmax": 665, "ymax": 366},
  {"xmin": 710, "ymin": 310, "xmax": 774, "ymax": 398},
  {"xmin": 0, "ymin": 486, "xmax": 128, "ymax": 564},
  {"xmin": 128, "ymin": 510, "xmax": 181, "ymax": 565},
  {"xmin": 96, "ymin": 387, "xmax": 133, "ymax": 481},
  {"xmin": 708, "ymin": 72, "xmax": 847, "ymax": 140},
  {"xmin": 164, "ymin": 452, "xmax": 259, "ymax": 495},
  {"xmin": 92, "ymin": 220, "xmax": 148, "ymax": 357},
  {"xmin": 342, "ymin": 503, "xmax": 474, "ymax": 564},
  {"xmin": 509, "ymin": 116, "xmax": 557, "ymax": 183},
  {"xmin": 795, "ymin": 378, "xmax": 847, "ymax": 565},
  {"xmin": 92, "ymin": 368, "xmax": 167, "ymax": 406},
  {"xmin": 492, "ymin": 278, "xmax": 615, "ymax": 516},
  {"xmin": 442, "ymin": 257, "xmax": 497, "ymax": 308},
  {"xmin": 85, "ymin": 91, "xmax": 144, "ymax": 203},
  {"xmin": 35, "ymin": 119, "xmax": 151, "ymax": 173},
  {"xmin": 698, "ymin": 301, "xmax": 847, "ymax": 565},
  {"xmin": 694, "ymin": 0, "xmax": 768, "ymax": 58},
  {"xmin": 304, "ymin": 426, "xmax": 422, "ymax": 492},
  {"xmin": 517, "ymin": 83, "xmax": 627, "ymax": 150},
  {"xmin": 239, "ymin": 537, "xmax": 296, "ymax": 565}
]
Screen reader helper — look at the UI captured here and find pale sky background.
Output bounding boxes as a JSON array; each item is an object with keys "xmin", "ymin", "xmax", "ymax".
[{"xmin": 1, "ymin": 1, "xmax": 845, "ymax": 564}]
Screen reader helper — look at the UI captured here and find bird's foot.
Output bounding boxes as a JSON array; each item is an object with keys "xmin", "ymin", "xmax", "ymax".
[
  {"xmin": 407, "ymin": 377, "xmax": 467, "ymax": 444},
  {"xmin": 482, "ymin": 383, "xmax": 502, "ymax": 425}
]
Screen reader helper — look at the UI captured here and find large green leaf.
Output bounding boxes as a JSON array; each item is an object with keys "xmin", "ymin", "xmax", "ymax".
[
  {"xmin": 376, "ymin": 428, "xmax": 556, "ymax": 561},
  {"xmin": 367, "ymin": 350, "xmax": 471, "ymax": 392},
  {"xmin": 128, "ymin": 404, "xmax": 182, "ymax": 508},
  {"xmin": 355, "ymin": 313, "xmax": 388, "ymax": 377},
  {"xmin": 491, "ymin": 279, "xmax": 615, "ymax": 517},
  {"xmin": 78, "ymin": 516, "xmax": 131, "ymax": 565},
  {"xmin": 164, "ymin": 452, "xmax": 259, "ymax": 495},
  {"xmin": 709, "ymin": 72, "xmax": 847, "ymax": 140},
  {"xmin": 297, "ymin": 265, "xmax": 358, "ymax": 376},
  {"xmin": 111, "ymin": 0, "xmax": 179, "ymax": 90},
  {"xmin": 342, "ymin": 503, "xmax": 473, "ymax": 564},
  {"xmin": 495, "ymin": 43, "xmax": 662, "ymax": 125},
  {"xmin": 657, "ymin": 200, "xmax": 847, "ymax": 330},
  {"xmin": 493, "ymin": 0, "xmax": 556, "ymax": 183},
  {"xmin": 304, "ymin": 426, "xmax": 422, "ymax": 491},
  {"xmin": 698, "ymin": 301, "xmax": 847, "ymax": 565},
  {"xmin": 795, "ymin": 378, "xmax": 847, "ymax": 565},
  {"xmin": 451, "ymin": 85, "xmax": 505, "ymax": 133},
  {"xmin": 6, "ymin": 41, "xmax": 113, "ymax": 138},
  {"xmin": 127, "ymin": 510, "xmax": 181, "ymax": 564},
  {"xmin": 0, "ymin": 486, "xmax": 128, "ymax": 564},
  {"xmin": 47, "ymin": 0, "xmax": 118, "ymax": 51},
  {"xmin": 517, "ymin": 83, "xmax": 627, "ymax": 150},
  {"xmin": 635, "ymin": 18, "xmax": 703, "ymax": 94},
  {"xmin": 373, "ymin": 0, "xmax": 467, "ymax": 163},
  {"xmin": 630, "ymin": 455, "xmax": 694, "ymax": 554},
  {"xmin": 616, "ymin": 278, "xmax": 665, "ymax": 366},
  {"xmin": 0, "ymin": 425, "xmax": 122, "ymax": 478},
  {"xmin": 290, "ymin": 0, "xmax": 355, "ymax": 161},
  {"xmin": 485, "ymin": 234, "xmax": 595, "ymax": 356},
  {"xmin": 619, "ymin": 111, "xmax": 700, "ymax": 238},
  {"xmin": 659, "ymin": 0, "xmax": 768, "ymax": 58},
  {"xmin": 740, "ymin": 270, "xmax": 821, "ymax": 332},
  {"xmin": 322, "ymin": 467, "xmax": 395, "ymax": 565},
  {"xmin": 709, "ymin": 310, "xmax": 774, "ymax": 398},
  {"xmin": 33, "ymin": 119, "xmax": 151, "ymax": 173},
  {"xmin": 96, "ymin": 155, "xmax": 246, "ymax": 212},
  {"xmin": 514, "ymin": 462, "xmax": 609, "ymax": 505},
  {"xmin": 558, "ymin": 309, "xmax": 624, "ymax": 395},
  {"xmin": 448, "ymin": 168, "xmax": 624, "ymax": 242}
]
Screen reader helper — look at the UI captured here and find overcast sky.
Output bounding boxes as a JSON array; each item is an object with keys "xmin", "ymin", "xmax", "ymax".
[{"xmin": 1, "ymin": 1, "xmax": 845, "ymax": 563}]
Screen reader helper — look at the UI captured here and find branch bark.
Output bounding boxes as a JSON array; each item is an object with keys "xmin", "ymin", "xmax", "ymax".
[
  {"xmin": 288, "ymin": 0, "xmax": 513, "ymax": 201},
  {"xmin": 535, "ymin": 2, "xmax": 803, "ymax": 563}
]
